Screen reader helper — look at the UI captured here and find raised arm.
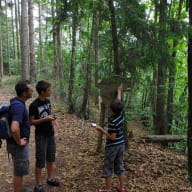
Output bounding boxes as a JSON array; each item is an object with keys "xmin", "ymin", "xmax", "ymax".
[{"xmin": 117, "ymin": 84, "xmax": 123, "ymax": 100}]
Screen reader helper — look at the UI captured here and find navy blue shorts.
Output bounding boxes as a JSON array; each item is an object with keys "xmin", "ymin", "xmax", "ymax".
[
  {"xmin": 103, "ymin": 144, "xmax": 125, "ymax": 177},
  {"xmin": 35, "ymin": 135, "xmax": 56, "ymax": 168}
]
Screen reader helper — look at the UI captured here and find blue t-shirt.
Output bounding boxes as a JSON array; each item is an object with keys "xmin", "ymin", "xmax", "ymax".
[{"xmin": 10, "ymin": 97, "xmax": 30, "ymax": 139}]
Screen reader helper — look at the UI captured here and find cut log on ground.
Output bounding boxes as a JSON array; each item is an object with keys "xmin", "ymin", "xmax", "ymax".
[{"xmin": 142, "ymin": 135, "xmax": 187, "ymax": 143}]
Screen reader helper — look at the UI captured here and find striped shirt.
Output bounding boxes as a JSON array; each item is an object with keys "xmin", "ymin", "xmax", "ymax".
[{"xmin": 106, "ymin": 111, "xmax": 125, "ymax": 147}]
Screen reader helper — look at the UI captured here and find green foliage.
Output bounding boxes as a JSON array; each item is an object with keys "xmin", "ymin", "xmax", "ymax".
[{"xmin": 0, "ymin": 0, "xmax": 190, "ymax": 152}]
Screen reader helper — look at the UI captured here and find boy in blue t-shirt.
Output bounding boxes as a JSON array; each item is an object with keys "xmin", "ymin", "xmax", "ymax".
[{"xmin": 96, "ymin": 84, "xmax": 127, "ymax": 192}]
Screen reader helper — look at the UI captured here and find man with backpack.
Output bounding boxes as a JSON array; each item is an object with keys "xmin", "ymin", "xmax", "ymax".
[{"xmin": 6, "ymin": 80, "xmax": 33, "ymax": 192}]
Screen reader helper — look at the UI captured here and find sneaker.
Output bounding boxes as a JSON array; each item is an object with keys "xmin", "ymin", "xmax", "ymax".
[
  {"xmin": 34, "ymin": 185, "xmax": 44, "ymax": 192},
  {"xmin": 116, "ymin": 186, "xmax": 126, "ymax": 192},
  {"xmin": 47, "ymin": 178, "xmax": 60, "ymax": 187},
  {"xmin": 98, "ymin": 188, "xmax": 113, "ymax": 192}
]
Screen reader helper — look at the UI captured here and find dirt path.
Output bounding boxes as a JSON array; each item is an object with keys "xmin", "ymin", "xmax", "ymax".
[{"xmin": 0, "ymin": 89, "xmax": 192, "ymax": 192}]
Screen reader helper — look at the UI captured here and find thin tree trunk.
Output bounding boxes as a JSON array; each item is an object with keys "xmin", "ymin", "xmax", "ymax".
[
  {"xmin": 15, "ymin": 0, "xmax": 21, "ymax": 69},
  {"xmin": 155, "ymin": 0, "xmax": 168, "ymax": 135},
  {"xmin": 188, "ymin": 0, "xmax": 192, "ymax": 182},
  {"xmin": 151, "ymin": 0, "xmax": 158, "ymax": 132},
  {"xmin": 5, "ymin": 0, "xmax": 11, "ymax": 75},
  {"xmin": 17, "ymin": 0, "xmax": 21, "ymax": 27},
  {"xmin": 94, "ymin": 9, "xmax": 100, "ymax": 105},
  {"xmin": 38, "ymin": 2, "xmax": 43, "ymax": 72},
  {"xmin": 108, "ymin": 0, "xmax": 121, "ymax": 75},
  {"xmin": 96, "ymin": 102, "xmax": 105, "ymax": 152},
  {"xmin": 20, "ymin": 0, "xmax": 29, "ymax": 80},
  {"xmin": 11, "ymin": 0, "xmax": 16, "ymax": 60},
  {"xmin": 167, "ymin": 0, "xmax": 183, "ymax": 133},
  {"xmin": 55, "ymin": 0, "xmax": 65, "ymax": 100},
  {"xmin": 68, "ymin": 2, "xmax": 78, "ymax": 113},
  {"xmin": 51, "ymin": 0, "xmax": 57, "ymax": 77},
  {"xmin": 0, "ymin": 0, "xmax": 3, "ymax": 81},
  {"xmin": 28, "ymin": 0, "xmax": 36, "ymax": 82},
  {"xmin": 80, "ymin": 12, "xmax": 95, "ymax": 119}
]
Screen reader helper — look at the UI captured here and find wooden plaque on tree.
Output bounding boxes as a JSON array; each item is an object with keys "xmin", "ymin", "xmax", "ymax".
[{"xmin": 96, "ymin": 75, "xmax": 131, "ymax": 104}]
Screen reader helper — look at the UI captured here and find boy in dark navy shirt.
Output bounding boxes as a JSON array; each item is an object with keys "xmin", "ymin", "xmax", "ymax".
[{"xmin": 96, "ymin": 84, "xmax": 127, "ymax": 192}]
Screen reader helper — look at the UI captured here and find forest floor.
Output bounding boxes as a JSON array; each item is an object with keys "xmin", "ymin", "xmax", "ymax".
[{"xmin": 0, "ymin": 79, "xmax": 192, "ymax": 192}]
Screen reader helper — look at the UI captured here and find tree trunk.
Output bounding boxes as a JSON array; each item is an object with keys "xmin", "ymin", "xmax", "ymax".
[
  {"xmin": 94, "ymin": 9, "xmax": 100, "ymax": 105},
  {"xmin": 11, "ymin": 0, "xmax": 16, "ymax": 61},
  {"xmin": 155, "ymin": 0, "xmax": 168, "ymax": 135},
  {"xmin": 20, "ymin": 0, "xmax": 29, "ymax": 80},
  {"xmin": 5, "ymin": 0, "xmax": 11, "ymax": 75},
  {"xmin": 51, "ymin": 0, "xmax": 56, "ymax": 77},
  {"xmin": 28, "ymin": 0, "xmax": 36, "ymax": 82},
  {"xmin": 38, "ymin": 2, "xmax": 43, "ymax": 73},
  {"xmin": 96, "ymin": 102, "xmax": 105, "ymax": 152},
  {"xmin": 167, "ymin": 0, "xmax": 183, "ymax": 134},
  {"xmin": 15, "ymin": 0, "xmax": 20, "ymax": 71},
  {"xmin": 143, "ymin": 135, "xmax": 187, "ymax": 143},
  {"xmin": 54, "ymin": 0, "xmax": 65, "ymax": 100},
  {"xmin": 188, "ymin": 0, "xmax": 192, "ymax": 182},
  {"xmin": 0, "ymin": 0, "xmax": 3, "ymax": 81},
  {"xmin": 68, "ymin": 2, "xmax": 78, "ymax": 113},
  {"xmin": 108, "ymin": 0, "xmax": 121, "ymax": 75},
  {"xmin": 80, "ymin": 11, "xmax": 95, "ymax": 119},
  {"xmin": 151, "ymin": 0, "xmax": 158, "ymax": 133}
]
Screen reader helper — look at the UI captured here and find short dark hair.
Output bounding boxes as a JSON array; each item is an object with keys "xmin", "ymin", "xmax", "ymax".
[
  {"xmin": 15, "ymin": 80, "xmax": 31, "ymax": 97},
  {"xmin": 110, "ymin": 99, "xmax": 124, "ymax": 114},
  {"xmin": 36, "ymin": 80, "xmax": 51, "ymax": 94}
]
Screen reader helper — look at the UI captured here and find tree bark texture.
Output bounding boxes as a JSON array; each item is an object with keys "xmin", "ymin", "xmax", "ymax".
[
  {"xmin": 20, "ymin": 0, "xmax": 29, "ymax": 80},
  {"xmin": 0, "ymin": 0, "xmax": 3, "ymax": 80},
  {"xmin": 68, "ymin": 2, "xmax": 78, "ymax": 113},
  {"xmin": 14, "ymin": 0, "xmax": 20, "ymax": 65},
  {"xmin": 143, "ymin": 135, "xmax": 187, "ymax": 143},
  {"xmin": 5, "ymin": 0, "xmax": 11, "ymax": 75},
  {"xmin": 155, "ymin": 0, "xmax": 168, "ymax": 135},
  {"xmin": 28, "ymin": 0, "xmax": 36, "ymax": 82},
  {"xmin": 188, "ymin": 0, "xmax": 192, "ymax": 183},
  {"xmin": 38, "ymin": 2, "xmax": 43, "ymax": 72},
  {"xmin": 80, "ymin": 11, "xmax": 95, "ymax": 119},
  {"xmin": 167, "ymin": 0, "xmax": 183, "ymax": 134},
  {"xmin": 96, "ymin": 102, "xmax": 105, "ymax": 152},
  {"xmin": 108, "ymin": 0, "xmax": 121, "ymax": 75}
]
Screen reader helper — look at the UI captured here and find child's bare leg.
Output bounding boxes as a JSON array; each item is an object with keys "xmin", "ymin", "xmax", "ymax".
[
  {"xmin": 105, "ymin": 176, "xmax": 112, "ymax": 189},
  {"xmin": 118, "ymin": 174, "xmax": 125, "ymax": 189}
]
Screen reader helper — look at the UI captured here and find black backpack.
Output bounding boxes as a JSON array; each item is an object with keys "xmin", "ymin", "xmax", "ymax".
[{"xmin": 0, "ymin": 100, "xmax": 22, "ymax": 147}]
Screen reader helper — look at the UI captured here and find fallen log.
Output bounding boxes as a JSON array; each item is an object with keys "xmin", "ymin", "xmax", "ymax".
[{"xmin": 142, "ymin": 135, "xmax": 187, "ymax": 143}]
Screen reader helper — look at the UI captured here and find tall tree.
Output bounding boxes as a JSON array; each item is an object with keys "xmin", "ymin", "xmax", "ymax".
[
  {"xmin": 20, "ymin": 0, "xmax": 29, "ymax": 80},
  {"xmin": 5, "ymin": 0, "xmax": 11, "ymax": 75},
  {"xmin": 10, "ymin": 0, "xmax": 16, "ymax": 61},
  {"xmin": 80, "ymin": 8, "xmax": 96, "ymax": 119},
  {"xmin": 188, "ymin": 0, "xmax": 192, "ymax": 182},
  {"xmin": 108, "ymin": 0, "xmax": 121, "ymax": 75},
  {"xmin": 167, "ymin": 0, "xmax": 183, "ymax": 133},
  {"xmin": 155, "ymin": 0, "xmax": 168, "ymax": 135},
  {"xmin": 0, "ymin": 0, "xmax": 3, "ymax": 81},
  {"xmin": 68, "ymin": 1, "xmax": 78, "ymax": 113},
  {"xmin": 38, "ymin": 2, "xmax": 43, "ymax": 71},
  {"xmin": 28, "ymin": 0, "xmax": 36, "ymax": 82},
  {"xmin": 14, "ymin": 0, "xmax": 21, "ymax": 66}
]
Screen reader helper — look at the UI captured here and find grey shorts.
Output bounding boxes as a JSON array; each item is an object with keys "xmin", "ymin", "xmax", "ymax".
[
  {"xmin": 7, "ymin": 143, "xmax": 29, "ymax": 176},
  {"xmin": 103, "ymin": 144, "xmax": 125, "ymax": 177},
  {"xmin": 35, "ymin": 135, "xmax": 56, "ymax": 168}
]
